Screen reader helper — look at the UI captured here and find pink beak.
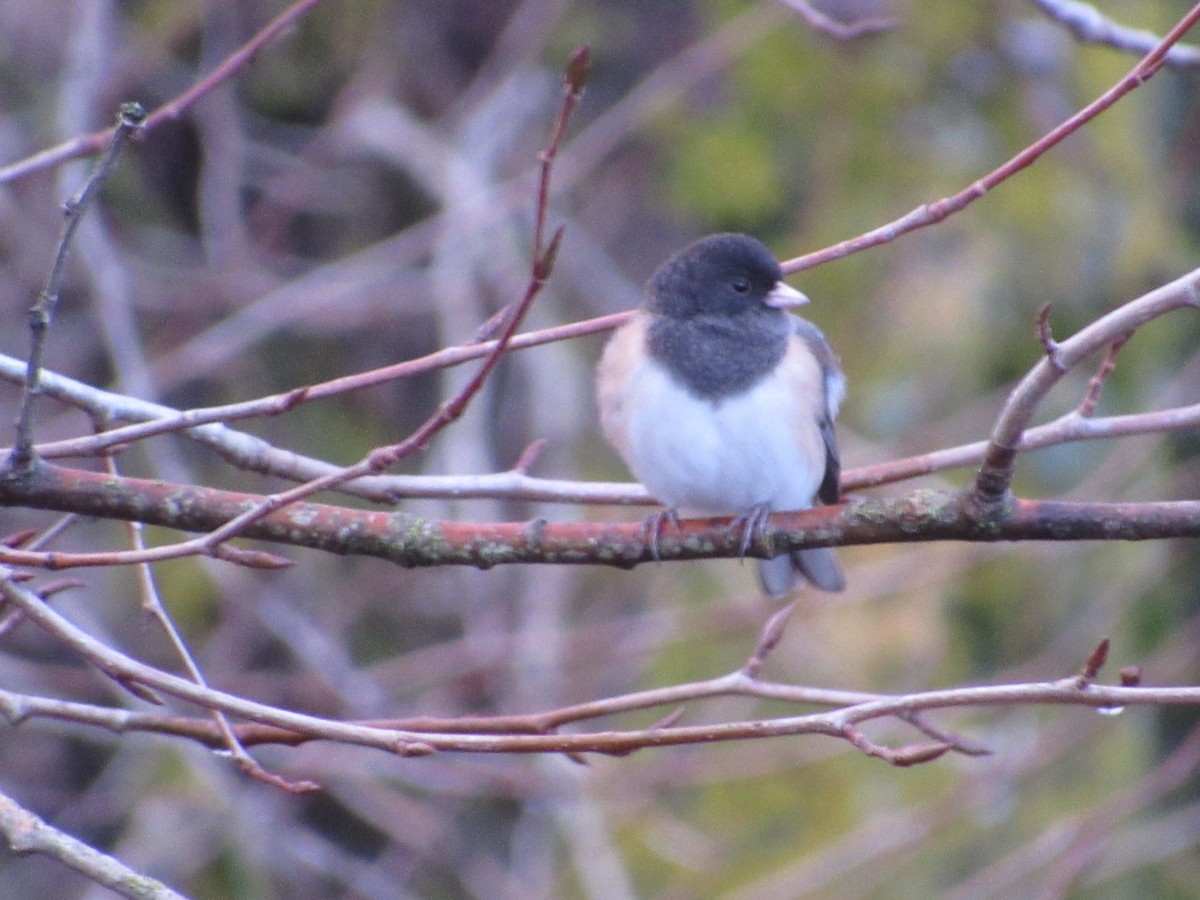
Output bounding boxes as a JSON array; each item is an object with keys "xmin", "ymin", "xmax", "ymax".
[{"xmin": 765, "ymin": 280, "xmax": 810, "ymax": 308}]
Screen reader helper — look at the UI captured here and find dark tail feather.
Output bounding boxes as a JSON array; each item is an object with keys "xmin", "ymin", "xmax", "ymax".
[
  {"xmin": 792, "ymin": 547, "xmax": 845, "ymax": 592},
  {"xmin": 756, "ymin": 548, "xmax": 845, "ymax": 598}
]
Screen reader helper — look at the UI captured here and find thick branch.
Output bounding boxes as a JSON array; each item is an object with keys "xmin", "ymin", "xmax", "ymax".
[{"xmin": 1, "ymin": 465, "xmax": 1197, "ymax": 571}]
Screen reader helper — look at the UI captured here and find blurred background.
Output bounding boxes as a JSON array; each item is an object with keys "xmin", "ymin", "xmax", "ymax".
[{"xmin": 1, "ymin": 0, "xmax": 1199, "ymax": 897}]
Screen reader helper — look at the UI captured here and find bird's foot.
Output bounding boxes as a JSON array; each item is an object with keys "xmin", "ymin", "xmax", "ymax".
[
  {"xmin": 642, "ymin": 508, "xmax": 681, "ymax": 562},
  {"xmin": 729, "ymin": 503, "xmax": 773, "ymax": 556}
]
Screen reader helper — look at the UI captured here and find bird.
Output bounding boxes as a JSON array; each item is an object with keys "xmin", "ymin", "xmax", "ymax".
[{"xmin": 595, "ymin": 233, "xmax": 845, "ymax": 596}]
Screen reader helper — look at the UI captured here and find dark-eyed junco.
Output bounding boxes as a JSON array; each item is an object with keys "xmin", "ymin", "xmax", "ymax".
[{"xmin": 596, "ymin": 233, "xmax": 845, "ymax": 596}]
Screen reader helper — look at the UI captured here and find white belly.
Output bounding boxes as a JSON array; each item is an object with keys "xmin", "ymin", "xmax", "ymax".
[{"xmin": 620, "ymin": 360, "xmax": 823, "ymax": 514}]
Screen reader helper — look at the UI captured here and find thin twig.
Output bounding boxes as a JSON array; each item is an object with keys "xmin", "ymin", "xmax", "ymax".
[
  {"xmin": 0, "ymin": 0, "xmax": 327, "ymax": 185},
  {"xmin": 780, "ymin": 2, "xmax": 1200, "ymax": 274},
  {"xmin": 777, "ymin": 0, "xmax": 897, "ymax": 40},
  {"xmin": 163, "ymin": 45, "xmax": 586, "ymax": 557},
  {"xmin": 845, "ymin": 400, "xmax": 1200, "ymax": 491},
  {"xmin": 2, "ymin": 328, "xmax": 1197, "ymax": 507},
  {"xmin": 98, "ymin": 434, "xmax": 315, "ymax": 793},
  {"xmin": 742, "ymin": 602, "xmax": 797, "ymax": 679},
  {"xmin": 8, "ymin": 103, "xmax": 145, "ymax": 470},
  {"xmin": 1075, "ymin": 638, "xmax": 1110, "ymax": 688},
  {"xmin": 841, "ymin": 725, "xmax": 952, "ymax": 767},
  {"xmin": 4, "ymin": 571, "xmax": 1200, "ymax": 762},
  {"xmin": 0, "ymin": 47, "xmax": 592, "ymax": 573},
  {"xmin": 973, "ymin": 259, "xmax": 1200, "ymax": 502},
  {"xmin": 1078, "ymin": 336, "xmax": 1128, "ymax": 416}
]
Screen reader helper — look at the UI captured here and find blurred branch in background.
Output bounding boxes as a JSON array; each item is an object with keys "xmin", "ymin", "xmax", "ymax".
[
  {"xmin": 2, "ymin": 569, "xmax": 1193, "ymax": 768},
  {"xmin": 1030, "ymin": 0, "xmax": 1200, "ymax": 67},
  {"xmin": 0, "ymin": 0, "xmax": 329, "ymax": 185},
  {"xmin": 0, "ymin": 1, "xmax": 1199, "ymax": 898}
]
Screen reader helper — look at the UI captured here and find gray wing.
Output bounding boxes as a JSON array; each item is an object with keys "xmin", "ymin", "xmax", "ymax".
[{"xmin": 793, "ymin": 318, "xmax": 844, "ymax": 505}]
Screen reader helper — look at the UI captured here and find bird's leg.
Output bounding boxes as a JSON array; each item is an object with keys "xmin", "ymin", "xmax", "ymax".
[
  {"xmin": 642, "ymin": 508, "xmax": 681, "ymax": 562},
  {"xmin": 729, "ymin": 503, "xmax": 773, "ymax": 556}
]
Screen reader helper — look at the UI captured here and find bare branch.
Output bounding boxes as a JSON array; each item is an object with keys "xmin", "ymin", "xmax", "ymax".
[
  {"xmin": 1, "ymin": 463, "xmax": 1198, "ymax": 571},
  {"xmin": 8, "ymin": 103, "xmax": 144, "ymax": 469},
  {"xmin": 1030, "ymin": 0, "xmax": 1200, "ymax": 67},
  {"xmin": 1078, "ymin": 336, "xmax": 1128, "ymax": 417},
  {"xmin": 0, "ymin": 0, "xmax": 328, "ymax": 185},
  {"xmin": 4, "ymin": 570, "xmax": 1200, "ymax": 763},
  {"xmin": 777, "ymin": 0, "xmax": 898, "ymax": 40},
  {"xmin": 974, "ymin": 264, "xmax": 1200, "ymax": 501},
  {"xmin": 3, "ymin": 344, "xmax": 1197, "ymax": 507},
  {"xmin": 780, "ymin": 2, "xmax": 1200, "ymax": 273},
  {"xmin": 0, "ymin": 787, "xmax": 185, "ymax": 899},
  {"xmin": 847, "ymin": 400, "xmax": 1200, "ymax": 491},
  {"xmin": 99, "ymin": 444, "xmax": 315, "ymax": 793}
]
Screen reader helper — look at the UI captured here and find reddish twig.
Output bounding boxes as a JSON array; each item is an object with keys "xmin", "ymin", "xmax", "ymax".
[
  {"xmin": 742, "ymin": 602, "xmax": 797, "ymax": 679},
  {"xmin": 780, "ymin": 2, "xmax": 1200, "ymax": 274},
  {"xmin": 0, "ymin": 310, "xmax": 630, "ymax": 466},
  {"xmin": 511, "ymin": 439, "xmax": 548, "ymax": 475},
  {"xmin": 1076, "ymin": 638, "xmax": 1110, "ymax": 688},
  {"xmin": 0, "ymin": 0, "xmax": 327, "ymax": 185},
  {"xmin": 1078, "ymin": 336, "xmax": 1128, "ymax": 416},
  {"xmin": 4, "ymin": 571, "xmax": 1200, "ymax": 763},
  {"xmin": 0, "ymin": 312, "xmax": 632, "ymax": 467},
  {"xmin": 187, "ymin": 45, "xmax": 586, "ymax": 554},
  {"xmin": 0, "ymin": 47, "xmax": 591, "ymax": 572}
]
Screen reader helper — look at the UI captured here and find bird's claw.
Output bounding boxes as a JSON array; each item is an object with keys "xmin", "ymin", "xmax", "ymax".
[
  {"xmin": 730, "ymin": 503, "xmax": 772, "ymax": 556},
  {"xmin": 642, "ymin": 508, "xmax": 681, "ymax": 561}
]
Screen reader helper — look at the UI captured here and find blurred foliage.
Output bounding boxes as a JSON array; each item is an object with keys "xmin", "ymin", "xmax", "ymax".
[{"xmin": 0, "ymin": 1, "xmax": 1198, "ymax": 898}]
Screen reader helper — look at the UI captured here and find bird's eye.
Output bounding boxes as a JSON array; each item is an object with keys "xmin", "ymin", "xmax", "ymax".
[{"xmin": 732, "ymin": 278, "xmax": 750, "ymax": 293}]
